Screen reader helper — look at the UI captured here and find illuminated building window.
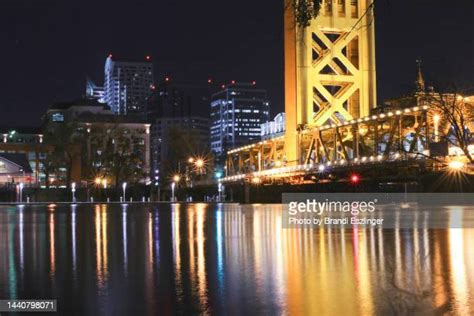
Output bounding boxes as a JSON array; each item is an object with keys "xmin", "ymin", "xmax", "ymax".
[{"xmin": 51, "ymin": 113, "xmax": 65, "ymax": 122}]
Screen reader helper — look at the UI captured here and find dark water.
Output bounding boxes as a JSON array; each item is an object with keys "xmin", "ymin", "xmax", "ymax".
[{"xmin": 0, "ymin": 203, "xmax": 473, "ymax": 315}]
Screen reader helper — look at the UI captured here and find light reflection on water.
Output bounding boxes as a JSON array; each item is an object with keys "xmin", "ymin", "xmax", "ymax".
[{"xmin": 0, "ymin": 203, "xmax": 473, "ymax": 315}]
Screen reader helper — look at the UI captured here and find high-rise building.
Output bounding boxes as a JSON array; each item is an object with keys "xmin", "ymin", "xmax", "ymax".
[
  {"xmin": 85, "ymin": 77, "xmax": 105, "ymax": 103},
  {"xmin": 150, "ymin": 116, "xmax": 209, "ymax": 185},
  {"xmin": 210, "ymin": 82, "xmax": 270, "ymax": 154},
  {"xmin": 147, "ymin": 81, "xmax": 209, "ymax": 184},
  {"xmin": 146, "ymin": 81, "xmax": 192, "ymax": 119},
  {"xmin": 104, "ymin": 55, "xmax": 154, "ymax": 115}
]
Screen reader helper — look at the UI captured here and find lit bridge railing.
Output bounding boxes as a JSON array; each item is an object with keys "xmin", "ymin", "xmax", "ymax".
[{"xmin": 223, "ymin": 105, "xmax": 438, "ymax": 183}]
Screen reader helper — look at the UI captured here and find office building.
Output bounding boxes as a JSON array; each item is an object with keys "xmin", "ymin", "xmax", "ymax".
[
  {"xmin": 45, "ymin": 99, "xmax": 151, "ymax": 185},
  {"xmin": 146, "ymin": 81, "xmax": 192, "ymax": 119},
  {"xmin": 146, "ymin": 82, "xmax": 209, "ymax": 183},
  {"xmin": 104, "ymin": 54, "xmax": 154, "ymax": 115},
  {"xmin": 85, "ymin": 77, "xmax": 105, "ymax": 103},
  {"xmin": 210, "ymin": 82, "xmax": 270, "ymax": 154},
  {"xmin": 150, "ymin": 116, "xmax": 209, "ymax": 184}
]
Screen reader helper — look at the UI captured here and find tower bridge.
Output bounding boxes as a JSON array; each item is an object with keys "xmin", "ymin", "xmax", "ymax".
[{"xmin": 220, "ymin": 0, "xmax": 459, "ymax": 184}]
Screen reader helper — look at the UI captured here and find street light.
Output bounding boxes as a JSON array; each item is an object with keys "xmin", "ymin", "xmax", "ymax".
[
  {"xmin": 19, "ymin": 183, "xmax": 24, "ymax": 203},
  {"xmin": 95, "ymin": 177, "xmax": 101, "ymax": 186},
  {"xmin": 171, "ymin": 182, "xmax": 176, "ymax": 202},
  {"xmin": 122, "ymin": 182, "xmax": 127, "ymax": 202},
  {"xmin": 171, "ymin": 174, "xmax": 181, "ymax": 202},
  {"xmin": 448, "ymin": 161, "xmax": 465, "ymax": 171},
  {"xmin": 188, "ymin": 157, "xmax": 195, "ymax": 164},
  {"xmin": 218, "ymin": 182, "xmax": 224, "ymax": 202},
  {"xmin": 195, "ymin": 159, "xmax": 204, "ymax": 168},
  {"xmin": 102, "ymin": 179, "xmax": 107, "ymax": 189},
  {"xmin": 71, "ymin": 182, "xmax": 76, "ymax": 203}
]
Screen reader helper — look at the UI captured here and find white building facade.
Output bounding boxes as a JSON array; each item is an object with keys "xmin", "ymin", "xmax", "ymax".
[{"xmin": 261, "ymin": 112, "xmax": 285, "ymax": 140}]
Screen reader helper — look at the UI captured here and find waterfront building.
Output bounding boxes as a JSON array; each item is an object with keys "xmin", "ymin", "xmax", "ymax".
[
  {"xmin": 0, "ymin": 153, "xmax": 34, "ymax": 185},
  {"xmin": 104, "ymin": 54, "xmax": 154, "ymax": 115},
  {"xmin": 261, "ymin": 112, "xmax": 285, "ymax": 140},
  {"xmin": 0, "ymin": 127, "xmax": 49, "ymax": 185},
  {"xmin": 44, "ymin": 99, "xmax": 151, "ymax": 185},
  {"xmin": 210, "ymin": 82, "xmax": 270, "ymax": 155}
]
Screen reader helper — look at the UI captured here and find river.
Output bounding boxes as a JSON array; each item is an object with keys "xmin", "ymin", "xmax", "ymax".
[{"xmin": 0, "ymin": 203, "xmax": 473, "ymax": 315}]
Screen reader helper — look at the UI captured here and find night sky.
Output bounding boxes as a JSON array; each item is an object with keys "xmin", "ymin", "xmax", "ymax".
[{"xmin": 0, "ymin": 0, "xmax": 472, "ymax": 127}]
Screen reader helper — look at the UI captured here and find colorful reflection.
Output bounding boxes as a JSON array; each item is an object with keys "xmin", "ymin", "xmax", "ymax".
[
  {"xmin": 95, "ymin": 204, "xmax": 108, "ymax": 288},
  {"xmin": 0, "ymin": 204, "xmax": 472, "ymax": 315}
]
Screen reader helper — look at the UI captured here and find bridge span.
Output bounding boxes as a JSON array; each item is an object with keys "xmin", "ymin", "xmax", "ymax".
[{"xmin": 221, "ymin": 104, "xmax": 455, "ymax": 184}]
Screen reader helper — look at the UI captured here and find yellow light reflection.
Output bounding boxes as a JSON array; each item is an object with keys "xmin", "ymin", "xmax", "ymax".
[
  {"xmin": 49, "ymin": 212, "xmax": 55, "ymax": 278},
  {"xmin": 449, "ymin": 208, "xmax": 470, "ymax": 315},
  {"xmin": 95, "ymin": 205, "xmax": 108, "ymax": 287},
  {"xmin": 196, "ymin": 204, "xmax": 208, "ymax": 308},
  {"xmin": 172, "ymin": 204, "xmax": 183, "ymax": 303}
]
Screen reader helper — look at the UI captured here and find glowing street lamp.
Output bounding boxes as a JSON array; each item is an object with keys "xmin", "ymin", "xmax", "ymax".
[
  {"xmin": 95, "ymin": 177, "xmax": 101, "ymax": 186},
  {"xmin": 19, "ymin": 183, "xmax": 24, "ymax": 203},
  {"xmin": 252, "ymin": 177, "xmax": 261, "ymax": 184},
  {"xmin": 122, "ymin": 182, "xmax": 127, "ymax": 202},
  {"xmin": 171, "ymin": 174, "xmax": 181, "ymax": 202},
  {"xmin": 102, "ymin": 179, "xmax": 107, "ymax": 189},
  {"xmin": 195, "ymin": 159, "xmax": 204, "ymax": 169},
  {"xmin": 188, "ymin": 157, "xmax": 195, "ymax": 164},
  {"xmin": 448, "ymin": 161, "xmax": 465, "ymax": 171},
  {"xmin": 71, "ymin": 182, "xmax": 76, "ymax": 203},
  {"xmin": 218, "ymin": 182, "xmax": 224, "ymax": 202},
  {"xmin": 171, "ymin": 182, "xmax": 176, "ymax": 202}
]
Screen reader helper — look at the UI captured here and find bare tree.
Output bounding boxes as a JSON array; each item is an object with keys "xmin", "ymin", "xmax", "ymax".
[
  {"xmin": 43, "ymin": 121, "xmax": 82, "ymax": 187},
  {"xmin": 284, "ymin": 0, "xmax": 380, "ymax": 28},
  {"xmin": 419, "ymin": 89, "xmax": 474, "ymax": 163}
]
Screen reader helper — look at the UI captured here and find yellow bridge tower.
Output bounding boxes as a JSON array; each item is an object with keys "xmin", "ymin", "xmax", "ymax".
[{"xmin": 284, "ymin": 0, "xmax": 377, "ymax": 165}]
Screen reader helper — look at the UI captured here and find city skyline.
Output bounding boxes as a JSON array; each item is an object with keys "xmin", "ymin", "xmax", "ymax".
[
  {"xmin": 0, "ymin": 0, "xmax": 473, "ymax": 127},
  {"xmin": 0, "ymin": 2, "xmax": 473, "ymax": 315}
]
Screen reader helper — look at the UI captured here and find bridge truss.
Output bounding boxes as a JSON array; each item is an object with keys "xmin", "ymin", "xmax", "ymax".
[{"xmin": 222, "ymin": 105, "xmax": 437, "ymax": 184}]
